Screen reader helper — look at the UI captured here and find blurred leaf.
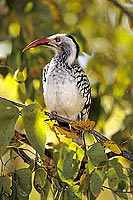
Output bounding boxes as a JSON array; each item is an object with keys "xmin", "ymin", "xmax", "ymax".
[
  {"xmin": 110, "ymin": 158, "xmax": 128, "ymax": 192},
  {"xmin": 128, "ymin": 169, "xmax": 133, "ymax": 195},
  {"xmin": 8, "ymin": 22, "xmax": 20, "ymax": 37},
  {"xmin": 14, "ymin": 68, "xmax": 27, "ymax": 94},
  {"xmin": 63, "ymin": 185, "xmax": 81, "ymax": 200},
  {"xmin": 87, "ymin": 160, "xmax": 95, "ymax": 175},
  {"xmin": 24, "ymin": 1, "xmax": 33, "ymax": 13},
  {"xmin": 104, "ymin": 139, "xmax": 121, "ymax": 154},
  {"xmin": 124, "ymin": 114, "xmax": 133, "ymax": 135},
  {"xmin": 88, "ymin": 191, "xmax": 96, "ymax": 200},
  {"xmin": 12, "ymin": 168, "xmax": 32, "ymax": 200},
  {"xmin": 115, "ymin": 191, "xmax": 128, "ymax": 200},
  {"xmin": 8, "ymin": 139, "xmax": 25, "ymax": 148},
  {"xmin": 21, "ymin": 103, "xmax": 46, "ymax": 157},
  {"xmin": 90, "ymin": 170, "xmax": 105, "ymax": 197},
  {"xmin": 41, "ymin": 179, "xmax": 51, "ymax": 200},
  {"xmin": 57, "ymin": 143, "xmax": 84, "ymax": 184},
  {"xmin": 0, "ymin": 100, "xmax": 19, "ymax": 156},
  {"xmin": 110, "ymin": 158, "xmax": 127, "ymax": 181},
  {"xmin": 19, "ymin": 82, "xmax": 26, "ymax": 94},
  {"xmin": 34, "ymin": 168, "xmax": 47, "ymax": 194},
  {"xmin": 1, "ymin": 195, "xmax": 10, "ymax": 200},
  {"xmin": 79, "ymin": 173, "xmax": 89, "ymax": 195},
  {"xmin": 87, "ymin": 143, "xmax": 108, "ymax": 167},
  {"xmin": 106, "ymin": 168, "xmax": 119, "ymax": 190},
  {"xmin": 89, "ymin": 97, "xmax": 101, "ymax": 123},
  {"xmin": 14, "ymin": 69, "xmax": 27, "ymax": 83},
  {"xmin": 0, "ymin": 176, "xmax": 12, "ymax": 196},
  {"xmin": 111, "ymin": 130, "xmax": 129, "ymax": 146}
]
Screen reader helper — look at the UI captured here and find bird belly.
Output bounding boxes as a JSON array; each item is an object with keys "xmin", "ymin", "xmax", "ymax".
[{"xmin": 43, "ymin": 77, "xmax": 84, "ymax": 121}]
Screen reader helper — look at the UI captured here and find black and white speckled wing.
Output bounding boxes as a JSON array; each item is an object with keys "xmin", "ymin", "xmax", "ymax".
[
  {"xmin": 72, "ymin": 65, "xmax": 91, "ymax": 121},
  {"xmin": 42, "ymin": 64, "xmax": 49, "ymax": 83}
]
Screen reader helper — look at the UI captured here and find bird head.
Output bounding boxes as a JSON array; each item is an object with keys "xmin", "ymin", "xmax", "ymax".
[{"xmin": 22, "ymin": 33, "xmax": 80, "ymax": 65}]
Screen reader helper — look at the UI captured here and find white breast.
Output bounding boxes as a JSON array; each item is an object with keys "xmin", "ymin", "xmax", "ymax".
[{"xmin": 43, "ymin": 66, "xmax": 84, "ymax": 121}]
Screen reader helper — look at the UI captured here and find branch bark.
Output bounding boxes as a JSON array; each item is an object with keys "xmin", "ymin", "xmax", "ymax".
[{"xmin": 107, "ymin": 0, "xmax": 133, "ymax": 23}]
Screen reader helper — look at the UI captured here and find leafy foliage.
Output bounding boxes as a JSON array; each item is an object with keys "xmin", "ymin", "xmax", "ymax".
[
  {"xmin": 0, "ymin": 100, "xmax": 19, "ymax": 156},
  {"xmin": 0, "ymin": 0, "xmax": 133, "ymax": 200},
  {"xmin": 21, "ymin": 103, "xmax": 46, "ymax": 157}
]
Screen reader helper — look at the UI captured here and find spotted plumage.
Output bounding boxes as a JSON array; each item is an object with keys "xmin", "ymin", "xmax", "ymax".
[
  {"xmin": 23, "ymin": 33, "xmax": 91, "ymax": 124},
  {"xmin": 42, "ymin": 34, "xmax": 91, "ymax": 122}
]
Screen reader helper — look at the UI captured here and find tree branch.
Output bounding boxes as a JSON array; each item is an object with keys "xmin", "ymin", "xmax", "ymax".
[
  {"xmin": 107, "ymin": 0, "xmax": 133, "ymax": 22},
  {"xmin": 0, "ymin": 96, "xmax": 133, "ymax": 161},
  {"xmin": 13, "ymin": 148, "xmax": 33, "ymax": 165},
  {"xmin": 0, "ymin": 96, "xmax": 26, "ymax": 108}
]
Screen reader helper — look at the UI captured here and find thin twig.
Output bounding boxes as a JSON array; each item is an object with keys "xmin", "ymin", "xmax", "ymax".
[
  {"xmin": 107, "ymin": 150, "xmax": 133, "ymax": 161},
  {"xmin": 13, "ymin": 148, "xmax": 33, "ymax": 165},
  {"xmin": 102, "ymin": 185, "xmax": 131, "ymax": 194},
  {"xmin": 0, "ymin": 96, "xmax": 26, "ymax": 108},
  {"xmin": 44, "ymin": 111, "xmax": 71, "ymax": 123},
  {"xmin": 107, "ymin": 0, "xmax": 133, "ymax": 22}
]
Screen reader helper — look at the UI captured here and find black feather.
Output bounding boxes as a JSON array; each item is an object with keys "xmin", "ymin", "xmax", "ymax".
[{"xmin": 66, "ymin": 34, "xmax": 80, "ymax": 58}]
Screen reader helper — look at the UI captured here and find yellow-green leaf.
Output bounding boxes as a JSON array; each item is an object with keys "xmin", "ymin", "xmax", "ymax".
[
  {"xmin": 106, "ymin": 168, "xmax": 119, "ymax": 190},
  {"xmin": 34, "ymin": 168, "xmax": 47, "ymax": 194},
  {"xmin": 87, "ymin": 143, "xmax": 108, "ymax": 167},
  {"xmin": 57, "ymin": 143, "xmax": 84, "ymax": 184},
  {"xmin": 13, "ymin": 168, "xmax": 32, "ymax": 198},
  {"xmin": 64, "ymin": 185, "xmax": 81, "ymax": 200},
  {"xmin": 90, "ymin": 170, "xmax": 105, "ymax": 197},
  {"xmin": 0, "ymin": 176, "xmax": 12, "ymax": 196},
  {"xmin": 21, "ymin": 103, "xmax": 46, "ymax": 157},
  {"xmin": 0, "ymin": 100, "xmax": 19, "ymax": 156},
  {"xmin": 14, "ymin": 68, "xmax": 27, "ymax": 83}
]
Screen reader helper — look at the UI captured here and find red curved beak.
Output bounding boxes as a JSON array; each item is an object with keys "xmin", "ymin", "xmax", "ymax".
[{"xmin": 22, "ymin": 37, "xmax": 51, "ymax": 52}]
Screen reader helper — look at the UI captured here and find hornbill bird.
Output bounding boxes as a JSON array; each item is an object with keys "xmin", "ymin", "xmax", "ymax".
[{"xmin": 23, "ymin": 33, "xmax": 91, "ymax": 144}]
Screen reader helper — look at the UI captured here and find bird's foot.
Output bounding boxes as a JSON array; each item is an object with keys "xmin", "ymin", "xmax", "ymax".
[{"xmin": 49, "ymin": 111, "xmax": 58, "ymax": 120}]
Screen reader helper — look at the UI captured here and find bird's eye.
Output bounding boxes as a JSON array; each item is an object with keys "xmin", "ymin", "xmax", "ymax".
[{"xmin": 55, "ymin": 37, "xmax": 61, "ymax": 42}]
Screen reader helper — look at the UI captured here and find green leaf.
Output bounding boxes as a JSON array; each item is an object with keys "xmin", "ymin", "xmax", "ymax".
[
  {"xmin": 0, "ymin": 176, "xmax": 12, "ymax": 196},
  {"xmin": 115, "ymin": 191, "xmax": 128, "ymax": 200},
  {"xmin": 124, "ymin": 114, "xmax": 133, "ymax": 135},
  {"xmin": 34, "ymin": 168, "xmax": 47, "ymax": 194},
  {"xmin": 0, "ymin": 100, "xmax": 19, "ymax": 156},
  {"xmin": 110, "ymin": 158, "xmax": 127, "ymax": 180},
  {"xmin": 14, "ymin": 69, "xmax": 27, "ymax": 83},
  {"xmin": 21, "ymin": 103, "xmax": 46, "ymax": 157},
  {"xmin": 57, "ymin": 142, "xmax": 84, "ymax": 184},
  {"xmin": 8, "ymin": 139, "xmax": 25, "ymax": 148},
  {"xmin": 41, "ymin": 179, "xmax": 51, "ymax": 200},
  {"xmin": 87, "ymin": 160, "xmax": 95, "ymax": 174},
  {"xmin": 64, "ymin": 186, "xmax": 81, "ymax": 200},
  {"xmin": 109, "ymin": 158, "xmax": 128, "ymax": 192},
  {"xmin": 79, "ymin": 173, "xmax": 89, "ymax": 196},
  {"xmin": 87, "ymin": 143, "xmax": 108, "ymax": 167},
  {"xmin": 1, "ymin": 195, "xmax": 10, "ymax": 200},
  {"xmin": 90, "ymin": 170, "xmax": 105, "ymax": 197},
  {"xmin": 89, "ymin": 96, "xmax": 101, "ymax": 123},
  {"xmin": 88, "ymin": 191, "xmax": 97, "ymax": 200},
  {"xmin": 106, "ymin": 168, "xmax": 119, "ymax": 190},
  {"xmin": 13, "ymin": 168, "xmax": 32, "ymax": 199}
]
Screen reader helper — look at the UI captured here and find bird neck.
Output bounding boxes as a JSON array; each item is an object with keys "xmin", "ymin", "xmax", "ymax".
[{"xmin": 54, "ymin": 51, "xmax": 76, "ymax": 66}]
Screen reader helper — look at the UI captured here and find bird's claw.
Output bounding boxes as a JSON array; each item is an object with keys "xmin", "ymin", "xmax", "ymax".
[{"xmin": 49, "ymin": 111, "xmax": 57, "ymax": 120}]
